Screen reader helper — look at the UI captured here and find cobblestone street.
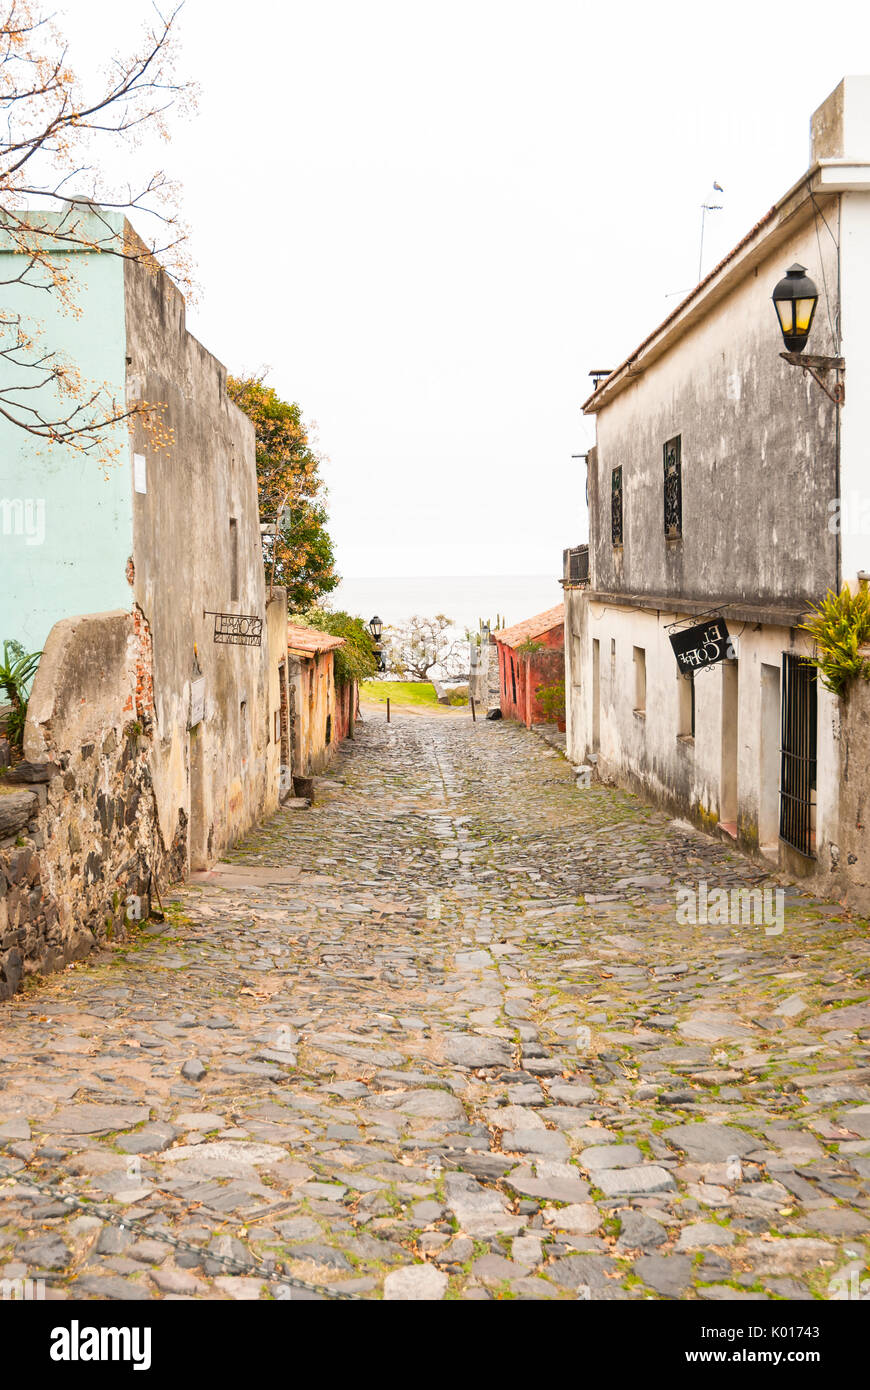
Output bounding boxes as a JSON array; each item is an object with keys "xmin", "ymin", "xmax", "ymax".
[{"xmin": 2, "ymin": 713, "xmax": 869, "ymax": 1301}]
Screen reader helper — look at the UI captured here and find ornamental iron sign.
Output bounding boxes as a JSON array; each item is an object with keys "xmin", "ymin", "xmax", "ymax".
[
  {"xmin": 669, "ymin": 617, "xmax": 733, "ymax": 674},
  {"xmin": 204, "ymin": 611, "xmax": 263, "ymax": 647}
]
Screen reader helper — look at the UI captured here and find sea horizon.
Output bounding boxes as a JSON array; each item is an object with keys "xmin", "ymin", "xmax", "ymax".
[{"xmin": 329, "ymin": 573, "xmax": 564, "ymax": 635}]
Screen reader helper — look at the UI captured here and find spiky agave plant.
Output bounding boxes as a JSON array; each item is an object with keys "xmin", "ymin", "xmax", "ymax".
[{"xmin": 0, "ymin": 640, "xmax": 42, "ymax": 749}]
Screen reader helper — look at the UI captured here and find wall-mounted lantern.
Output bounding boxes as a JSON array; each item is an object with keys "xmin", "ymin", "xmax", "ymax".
[{"xmin": 773, "ymin": 264, "xmax": 844, "ymax": 404}]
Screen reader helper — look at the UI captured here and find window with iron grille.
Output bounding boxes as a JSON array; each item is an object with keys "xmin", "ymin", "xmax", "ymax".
[
  {"xmin": 611, "ymin": 466, "xmax": 623, "ymax": 546},
  {"xmin": 664, "ymin": 435, "xmax": 682, "ymax": 539},
  {"xmin": 563, "ymin": 545, "xmax": 589, "ymax": 584},
  {"xmin": 780, "ymin": 653, "xmax": 817, "ymax": 857}
]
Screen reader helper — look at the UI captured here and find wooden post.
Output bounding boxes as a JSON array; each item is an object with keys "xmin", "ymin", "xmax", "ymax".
[
  {"xmin": 387, "ymin": 698, "xmax": 391, "ymax": 724},
  {"xmin": 470, "ymin": 696, "xmax": 476, "ymax": 722}
]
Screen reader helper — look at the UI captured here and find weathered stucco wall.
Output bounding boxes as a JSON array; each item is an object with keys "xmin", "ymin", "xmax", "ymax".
[
  {"xmin": 333, "ymin": 680, "xmax": 357, "ymax": 745},
  {"xmin": 568, "ymin": 593, "xmax": 841, "ymax": 886},
  {"xmin": 0, "ymin": 610, "xmax": 160, "ymax": 1000},
  {"xmin": 288, "ymin": 650, "xmax": 339, "ymax": 778},
  {"xmin": 831, "ymin": 670, "xmax": 870, "ymax": 913},
  {"xmin": 587, "ymin": 213, "xmax": 840, "ymax": 607},
  {"xmin": 839, "ymin": 188, "xmax": 870, "ymax": 589},
  {"xmin": 123, "ymin": 244, "xmax": 285, "ymax": 873}
]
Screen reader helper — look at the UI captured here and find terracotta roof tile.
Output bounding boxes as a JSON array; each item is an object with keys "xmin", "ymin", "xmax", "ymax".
[
  {"xmin": 493, "ymin": 604, "xmax": 565, "ymax": 649},
  {"xmin": 286, "ymin": 623, "xmax": 346, "ymax": 655}
]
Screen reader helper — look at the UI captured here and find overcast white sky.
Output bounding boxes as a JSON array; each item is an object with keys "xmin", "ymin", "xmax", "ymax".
[{"xmin": 63, "ymin": 0, "xmax": 870, "ymax": 578}]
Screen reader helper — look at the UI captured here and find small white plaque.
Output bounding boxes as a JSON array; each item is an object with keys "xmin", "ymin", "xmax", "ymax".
[
  {"xmin": 133, "ymin": 453, "xmax": 147, "ymax": 494},
  {"xmin": 189, "ymin": 677, "xmax": 206, "ymax": 728}
]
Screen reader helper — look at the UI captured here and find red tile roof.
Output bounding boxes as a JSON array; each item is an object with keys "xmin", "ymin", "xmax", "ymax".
[
  {"xmin": 286, "ymin": 623, "xmax": 346, "ymax": 656},
  {"xmin": 493, "ymin": 604, "xmax": 565, "ymax": 649}
]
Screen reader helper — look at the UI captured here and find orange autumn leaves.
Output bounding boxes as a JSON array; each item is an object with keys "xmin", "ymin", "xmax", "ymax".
[{"xmin": 227, "ymin": 373, "xmax": 338, "ymax": 610}]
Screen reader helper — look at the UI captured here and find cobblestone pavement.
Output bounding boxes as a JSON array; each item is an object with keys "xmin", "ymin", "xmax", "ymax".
[{"xmin": 2, "ymin": 714, "xmax": 870, "ymax": 1301}]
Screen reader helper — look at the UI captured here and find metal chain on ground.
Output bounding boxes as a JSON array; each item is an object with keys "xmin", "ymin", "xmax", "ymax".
[{"xmin": 0, "ymin": 1164, "xmax": 363, "ymax": 1301}]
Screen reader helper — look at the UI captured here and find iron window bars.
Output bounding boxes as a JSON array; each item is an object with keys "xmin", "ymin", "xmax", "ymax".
[
  {"xmin": 664, "ymin": 435, "xmax": 682, "ymax": 540},
  {"xmin": 611, "ymin": 467, "xmax": 623, "ymax": 547},
  {"xmin": 780, "ymin": 652, "xmax": 817, "ymax": 857}
]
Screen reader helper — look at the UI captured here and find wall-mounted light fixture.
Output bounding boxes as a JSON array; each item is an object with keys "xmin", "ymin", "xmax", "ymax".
[{"xmin": 773, "ymin": 264, "xmax": 844, "ymax": 404}]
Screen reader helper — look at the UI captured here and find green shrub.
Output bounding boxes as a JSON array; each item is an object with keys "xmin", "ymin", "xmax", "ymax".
[
  {"xmin": 536, "ymin": 677, "xmax": 566, "ymax": 724},
  {"xmin": 800, "ymin": 584, "xmax": 870, "ymax": 698}
]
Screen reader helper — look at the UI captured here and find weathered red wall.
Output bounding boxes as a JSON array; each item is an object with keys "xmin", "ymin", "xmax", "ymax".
[{"xmin": 496, "ymin": 623, "xmax": 565, "ymax": 728}]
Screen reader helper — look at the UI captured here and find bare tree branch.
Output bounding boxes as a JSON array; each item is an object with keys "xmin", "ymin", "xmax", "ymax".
[{"xmin": 0, "ymin": 0, "xmax": 194, "ymax": 458}]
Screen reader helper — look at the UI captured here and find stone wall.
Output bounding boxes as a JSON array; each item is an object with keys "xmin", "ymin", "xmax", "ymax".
[
  {"xmin": 0, "ymin": 610, "xmax": 161, "ymax": 1000},
  {"xmin": 469, "ymin": 636, "xmax": 499, "ymax": 708}
]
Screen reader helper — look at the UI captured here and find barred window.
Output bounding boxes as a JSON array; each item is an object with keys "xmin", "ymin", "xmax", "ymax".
[
  {"xmin": 611, "ymin": 466, "xmax": 623, "ymax": 546},
  {"xmin": 664, "ymin": 435, "xmax": 682, "ymax": 539}
]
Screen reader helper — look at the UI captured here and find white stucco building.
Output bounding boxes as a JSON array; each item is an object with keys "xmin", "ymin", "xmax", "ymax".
[{"xmin": 565, "ymin": 77, "xmax": 870, "ymax": 890}]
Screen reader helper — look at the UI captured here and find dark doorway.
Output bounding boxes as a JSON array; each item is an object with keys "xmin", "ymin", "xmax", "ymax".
[{"xmin": 780, "ymin": 653, "xmax": 817, "ymax": 857}]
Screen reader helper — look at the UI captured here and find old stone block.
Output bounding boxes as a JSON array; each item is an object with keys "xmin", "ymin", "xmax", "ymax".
[
  {"xmin": 96, "ymin": 792, "xmax": 114, "ymax": 835},
  {"xmin": 1, "ymin": 946, "xmax": 23, "ymax": 995},
  {"xmin": 3, "ymin": 760, "xmax": 57, "ymax": 784},
  {"xmin": 5, "ymin": 846, "xmax": 33, "ymax": 884},
  {"xmin": 6, "ymin": 885, "xmax": 23, "ymax": 927},
  {"xmin": 0, "ymin": 790, "xmax": 37, "ymax": 839},
  {"xmin": 84, "ymin": 851, "xmax": 103, "ymax": 884}
]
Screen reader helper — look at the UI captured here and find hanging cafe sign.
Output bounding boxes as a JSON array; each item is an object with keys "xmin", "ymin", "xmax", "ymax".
[
  {"xmin": 204, "ymin": 611, "xmax": 263, "ymax": 647},
  {"xmin": 669, "ymin": 616, "xmax": 733, "ymax": 674}
]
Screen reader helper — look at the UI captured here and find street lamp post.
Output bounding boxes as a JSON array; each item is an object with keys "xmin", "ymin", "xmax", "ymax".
[
  {"xmin": 772, "ymin": 264, "xmax": 845, "ymax": 404},
  {"xmin": 368, "ymin": 615, "xmax": 385, "ymax": 672}
]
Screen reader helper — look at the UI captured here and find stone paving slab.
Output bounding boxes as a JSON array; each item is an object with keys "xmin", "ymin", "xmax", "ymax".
[{"xmin": 0, "ymin": 714, "xmax": 869, "ymax": 1300}]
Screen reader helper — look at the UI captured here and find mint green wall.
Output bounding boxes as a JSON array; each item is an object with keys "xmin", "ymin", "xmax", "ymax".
[{"xmin": 0, "ymin": 220, "xmax": 131, "ymax": 655}]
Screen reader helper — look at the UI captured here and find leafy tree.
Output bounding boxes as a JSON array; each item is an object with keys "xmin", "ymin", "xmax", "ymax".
[
  {"xmin": 288, "ymin": 608, "xmax": 377, "ymax": 688},
  {"xmin": 382, "ymin": 614, "xmax": 467, "ymax": 682},
  {"xmin": 227, "ymin": 373, "xmax": 338, "ymax": 610},
  {"xmin": 0, "ymin": 1, "xmax": 193, "ymax": 458}
]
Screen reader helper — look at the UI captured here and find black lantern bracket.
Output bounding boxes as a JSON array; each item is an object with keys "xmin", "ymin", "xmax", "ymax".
[{"xmin": 779, "ymin": 351, "xmax": 845, "ymax": 405}]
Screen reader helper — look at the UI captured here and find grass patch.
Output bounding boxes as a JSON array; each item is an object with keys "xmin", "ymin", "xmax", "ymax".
[{"xmin": 359, "ymin": 681, "xmax": 440, "ymax": 707}]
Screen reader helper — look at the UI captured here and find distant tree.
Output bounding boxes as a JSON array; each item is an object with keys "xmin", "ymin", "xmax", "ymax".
[
  {"xmin": 227, "ymin": 373, "xmax": 338, "ymax": 610},
  {"xmin": 0, "ymin": 1, "xmax": 194, "ymax": 459},
  {"xmin": 383, "ymin": 614, "xmax": 468, "ymax": 682}
]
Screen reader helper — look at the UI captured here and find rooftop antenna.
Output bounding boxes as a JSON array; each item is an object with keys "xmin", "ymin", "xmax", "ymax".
[{"xmin": 698, "ymin": 181, "xmax": 724, "ymax": 283}]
